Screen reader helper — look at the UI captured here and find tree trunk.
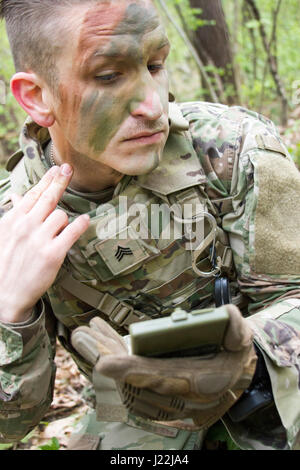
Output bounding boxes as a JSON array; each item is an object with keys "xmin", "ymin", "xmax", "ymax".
[{"xmin": 188, "ymin": 0, "xmax": 240, "ymax": 104}]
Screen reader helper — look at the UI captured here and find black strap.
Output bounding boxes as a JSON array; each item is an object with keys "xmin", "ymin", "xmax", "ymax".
[
  {"xmin": 226, "ymin": 345, "xmax": 274, "ymax": 422},
  {"xmin": 211, "ymin": 245, "xmax": 232, "ymax": 307}
]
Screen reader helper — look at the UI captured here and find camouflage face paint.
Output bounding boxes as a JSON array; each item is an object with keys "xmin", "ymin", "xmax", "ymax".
[
  {"xmin": 77, "ymin": 1, "xmax": 168, "ymax": 155},
  {"xmin": 51, "ymin": 0, "xmax": 170, "ymax": 178},
  {"xmin": 82, "ymin": 92, "xmax": 122, "ymax": 153},
  {"xmin": 109, "ymin": 2, "xmax": 161, "ymax": 63}
]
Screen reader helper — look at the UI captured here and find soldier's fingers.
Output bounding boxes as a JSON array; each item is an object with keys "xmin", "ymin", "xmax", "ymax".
[
  {"xmin": 54, "ymin": 213, "xmax": 90, "ymax": 255},
  {"xmin": 10, "ymin": 193, "xmax": 22, "ymax": 207},
  {"xmin": 41, "ymin": 209, "xmax": 70, "ymax": 238},
  {"xmin": 90, "ymin": 317, "xmax": 128, "ymax": 354},
  {"xmin": 17, "ymin": 166, "xmax": 60, "ymax": 214},
  {"xmin": 29, "ymin": 164, "xmax": 73, "ymax": 222}
]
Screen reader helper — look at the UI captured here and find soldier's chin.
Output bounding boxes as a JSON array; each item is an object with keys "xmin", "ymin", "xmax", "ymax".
[{"xmin": 123, "ymin": 152, "xmax": 161, "ymax": 176}]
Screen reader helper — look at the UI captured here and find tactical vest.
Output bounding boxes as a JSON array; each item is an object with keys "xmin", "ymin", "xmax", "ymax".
[{"xmin": 6, "ymin": 103, "xmax": 239, "ymax": 336}]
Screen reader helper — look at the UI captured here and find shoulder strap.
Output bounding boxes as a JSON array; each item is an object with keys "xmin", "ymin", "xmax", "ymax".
[{"xmin": 58, "ymin": 268, "xmax": 151, "ymax": 331}]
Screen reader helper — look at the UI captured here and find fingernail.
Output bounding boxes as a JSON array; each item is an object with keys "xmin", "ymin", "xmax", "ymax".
[
  {"xmin": 61, "ymin": 164, "xmax": 73, "ymax": 176},
  {"xmin": 49, "ymin": 166, "xmax": 59, "ymax": 176}
]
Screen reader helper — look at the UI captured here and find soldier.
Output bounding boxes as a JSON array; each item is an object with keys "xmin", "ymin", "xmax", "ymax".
[{"xmin": 0, "ymin": 0, "xmax": 299, "ymax": 451}]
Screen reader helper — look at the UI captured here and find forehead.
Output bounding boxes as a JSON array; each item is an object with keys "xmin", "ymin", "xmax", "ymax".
[{"xmin": 73, "ymin": 1, "xmax": 164, "ymax": 56}]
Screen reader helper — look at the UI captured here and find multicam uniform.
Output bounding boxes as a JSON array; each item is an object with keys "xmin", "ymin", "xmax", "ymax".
[{"xmin": 0, "ymin": 101, "xmax": 300, "ymax": 450}]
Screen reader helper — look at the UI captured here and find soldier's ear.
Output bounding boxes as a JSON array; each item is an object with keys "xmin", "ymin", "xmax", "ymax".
[{"xmin": 10, "ymin": 72, "xmax": 55, "ymax": 128}]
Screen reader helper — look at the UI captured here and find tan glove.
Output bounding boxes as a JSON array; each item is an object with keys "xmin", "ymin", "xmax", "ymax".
[{"xmin": 71, "ymin": 305, "xmax": 257, "ymax": 430}]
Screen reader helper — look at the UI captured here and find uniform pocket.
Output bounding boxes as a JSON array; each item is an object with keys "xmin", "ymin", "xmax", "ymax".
[{"xmin": 78, "ymin": 217, "xmax": 161, "ymax": 282}]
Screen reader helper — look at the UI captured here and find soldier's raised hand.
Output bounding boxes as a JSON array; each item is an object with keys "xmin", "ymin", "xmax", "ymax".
[{"xmin": 0, "ymin": 164, "xmax": 90, "ymax": 324}]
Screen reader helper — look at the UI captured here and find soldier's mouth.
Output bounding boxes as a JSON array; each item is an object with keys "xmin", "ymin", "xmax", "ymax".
[{"xmin": 123, "ymin": 131, "xmax": 165, "ymax": 145}]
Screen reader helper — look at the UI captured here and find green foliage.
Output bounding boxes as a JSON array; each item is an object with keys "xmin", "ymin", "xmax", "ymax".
[
  {"xmin": 0, "ymin": 22, "xmax": 26, "ymax": 161},
  {"xmin": 292, "ymin": 143, "xmax": 300, "ymax": 168},
  {"xmin": 38, "ymin": 437, "xmax": 60, "ymax": 451},
  {"xmin": 281, "ymin": 118, "xmax": 300, "ymax": 167},
  {"xmin": 0, "ymin": 442, "xmax": 14, "ymax": 450},
  {"xmin": 245, "ymin": 19, "xmax": 260, "ymax": 30},
  {"xmin": 224, "ymin": 0, "xmax": 300, "ymax": 123},
  {"xmin": 0, "ymin": 428, "xmax": 36, "ymax": 450},
  {"xmin": 205, "ymin": 421, "xmax": 240, "ymax": 450},
  {"xmin": 173, "ymin": 0, "xmax": 215, "ymax": 30}
]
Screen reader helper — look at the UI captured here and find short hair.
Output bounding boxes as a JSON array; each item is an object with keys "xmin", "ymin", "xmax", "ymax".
[
  {"xmin": 1, "ymin": 0, "xmax": 155, "ymax": 91},
  {"xmin": 0, "ymin": 0, "xmax": 109, "ymax": 90}
]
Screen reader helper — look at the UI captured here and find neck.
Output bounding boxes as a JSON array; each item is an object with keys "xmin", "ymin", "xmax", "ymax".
[{"xmin": 49, "ymin": 139, "xmax": 124, "ymax": 193}]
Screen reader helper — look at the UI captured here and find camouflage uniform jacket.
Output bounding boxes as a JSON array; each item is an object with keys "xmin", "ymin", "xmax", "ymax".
[{"xmin": 0, "ymin": 101, "xmax": 300, "ymax": 450}]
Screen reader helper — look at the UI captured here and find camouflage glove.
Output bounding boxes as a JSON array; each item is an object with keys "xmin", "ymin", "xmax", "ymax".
[{"xmin": 71, "ymin": 306, "xmax": 257, "ymax": 430}]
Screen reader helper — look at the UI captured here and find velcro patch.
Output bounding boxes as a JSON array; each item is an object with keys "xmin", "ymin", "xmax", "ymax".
[
  {"xmin": 252, "ymin": 152, "xmax": 300, "ymax": 275},
  {"xmin": 95, "ymin": 226, "xmax": 151, "ymax": 276}
]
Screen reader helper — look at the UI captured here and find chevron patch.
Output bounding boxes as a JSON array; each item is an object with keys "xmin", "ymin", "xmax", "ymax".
[{"xmin": 115, "ymin": 245, "xmax": 134, "ymax": 262}]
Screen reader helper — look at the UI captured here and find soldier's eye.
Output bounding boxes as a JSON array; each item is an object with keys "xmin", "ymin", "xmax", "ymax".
[
  {"xmin": 95, "ymin": 72, "xmax": 120, "ymax": 83},
  {"xmin": 148, "ymin": 64, "xmax": 164, "ymax": 74}
]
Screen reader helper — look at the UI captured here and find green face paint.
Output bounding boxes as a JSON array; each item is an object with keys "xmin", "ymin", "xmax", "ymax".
[
  {"xmin": 54, "ymin": 0, "xmax": 170, "ymax": 177},
  {"xmin": 112, "ymin": 2, "xmax": 161, "ymax": 63},
  {"xmin": 79, "ymin": 2, "xmax": 166, "ymax": 151},
  {"xmin": 87, "ymin": 93, "xmax": 124, "ymax": 153}
]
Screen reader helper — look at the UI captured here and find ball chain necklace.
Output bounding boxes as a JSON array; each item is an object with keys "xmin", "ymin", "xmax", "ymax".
[{"xmin": 49, "ymin": 142, "xmax": 56, "ymax": 167}]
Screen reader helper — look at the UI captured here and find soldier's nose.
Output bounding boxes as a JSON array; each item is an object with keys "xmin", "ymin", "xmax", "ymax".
[{"xmin": 130, "ymin": 90, "xmax": 164, "ymax": 121}]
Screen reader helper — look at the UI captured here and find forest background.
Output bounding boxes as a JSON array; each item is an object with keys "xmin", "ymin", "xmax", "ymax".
[{"xmin": 0, "ymin": 0, "xmax": 299, "ymax": 450}]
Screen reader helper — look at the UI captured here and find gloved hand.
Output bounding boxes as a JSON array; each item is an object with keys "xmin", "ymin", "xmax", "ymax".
[{"xmin": 71, "ymin": 305, "xmax": 257, "ymax": 430}]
